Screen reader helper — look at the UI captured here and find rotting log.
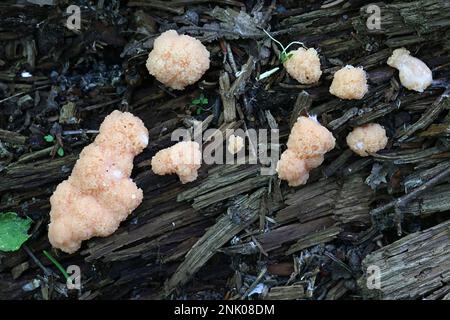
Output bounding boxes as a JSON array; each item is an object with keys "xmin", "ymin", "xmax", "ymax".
[
  {"xmin": 0, "ymin": 129, "xmax": 27, "ymax": 145},
  {"xmin": 262, "ymin": 284, "xmax": 305, "ymax": 300},
  {"xmin": 219, "ymin": 71, "xmax": 236, "ymax": 123},
  {"xmin": 165, "ymin": 188, "xmax": 267, "ymax": 296},
  {"xmin": 403, "ymin": 183, "xmax": 450, "ymax": 216},
  {"xmin": 358, "ymin": 220, "xmax": 450, "ymax": 299},
  {"xmin": 276, "ymin": 173, "xmax": 374, "ymax": 226},
  {"xmin": 0, "ymin": 155, "xmax": 77, "ymax": 192},
  {"xmin": 177, "ymin": 164, "xmax": 271, "ymax": 210},
  {"xmin": 221, "ymin": 174, "xmax": 374, "ymax": 258},
  {"xmin": 289, "ymin": 91, "xmax": 311, "ymax": 128},
  {"xmin": 1, "ymin": 0, "xmax": 450, "ymax": 300},
  {"xmin": 285, "ymin": 226, "xmax": 342, "ymax": 256},
  {"xmin": 257, "ymin": 216, "xmax": 336, "ymax": 254}
]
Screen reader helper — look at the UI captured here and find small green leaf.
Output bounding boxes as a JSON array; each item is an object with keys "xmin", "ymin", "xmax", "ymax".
[
  {"xmin": 0, "ymin": 212, "xmax": 32, "ymax": 252},
  {"xmin": 196, "ymin": 107, "xmax": 204, "ymax": 115},
  {"xmin": 44, "ymin": 135, "xmax": 54, "ymax": 143},
  {"xmin": 280, "ymin": 52, "xmax": 293, "ymax": 64},
  {"xmin": 192, "ymin": 94, "xmax": 208, "ymax": 106},
  {"xmin": 57, "ymin": 147, "xmax": 64, "ymax": 157}
]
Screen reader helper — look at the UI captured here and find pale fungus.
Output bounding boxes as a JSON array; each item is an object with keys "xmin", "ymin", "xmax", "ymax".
[
  {"xmin": 387, "ymin": 48, "xmax": 432, "ymax": 92},
  {"xmin": 263, "ymin": 29, "xmax": 322, "ymax": 84},
  {"xmin": 146, "ymin": 30, "xmax": 210, "ymax": 90},
  {"xmin": 227, "ymin": 134, "xmax": 244, "ymax": 155},
  {"xmin": 329, "ymin": 65, "xmax": 368, "ymax": 100},
  {"xmin": 48, "ymin": 111, "xmax": 149, "ymax": 253},
  {"xmin": 151, "ymin": 141, "xmax": 202, "ymax": 184},
  {"xmin": 276, "ymin": 149, "xmax": 310, "ymax": 187},
  {"xmin": 283, "ymin": 48, "xmax": 322, "ymax": 84},
  {"xmin": 346, "ymin": 123, "xmax": 388, "ymax": 157},
  {"xmin": 277, "ymin": 116, "xmax": 335, "ymax": 186}
]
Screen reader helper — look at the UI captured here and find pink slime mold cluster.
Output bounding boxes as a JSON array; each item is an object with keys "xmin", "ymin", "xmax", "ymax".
[
  {"xmin": 146, "ymin": 30, "xmax": 210, "ymax": 90},
  {"xmin": 277, "ymin": 116, "xmax": 335, "ymax": 186},
  {"xmin": 346, "ymin": 123, "xmax": 388, "ymax": 157},
  {"xmin": 151, "ymin": 141, "xmax": 202, "ymax": 184},
  {"xmin": 48, "ymin": 111, "xmax": 149, "ymax": 253}
]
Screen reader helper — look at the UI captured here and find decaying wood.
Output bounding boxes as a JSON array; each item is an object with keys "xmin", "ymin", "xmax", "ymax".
[
  {"xmin": 258, "ymin": 216, "xmax": 336, "ymax": 254},
  {"xmin": 263, "ymin": 284, "xmax": 305, "ymax": 300},
  {"xmin": 0, "ymin": 129, "xmax": 27, "ymax": 145},
  {"xmin": 402, "ymin": 183, "xmax": 450, "ymax": 216},
  {"xmin": 285, "ymin": 226, "xmax": 341, "ymax": 256},
  {"xmin": 423, "ymin": 284, "xmax": 450, "ymax": 300},
  {"xmin": 178, "ymin": 164, "xmax": 270, "ymax": 210},
  {"xmin": 289, "ymin": 91, "xmax": 311, "ymax": 128},
  {"xmin": 276, "ymin": 173, "xmax": 374, "ymax": 226},
  {"xmin": 165, "ymin": 188, "xmax": 266, "ymax": 296},
  {"xmin": 358, "ymin": 220, "xmax": 450, "ymax": 299},
  {"xmin": 1, "ymin": 0, "xmax": 450, "ymax": 300},
  {"xmin": 397, "ymin": 89, "xmax": 450, "ymax": 141},
  {"xmin": 402, "ymin": 160, "xmax": 450, "ymax": 191},
  {"xmin": 0, "ymin": 155, "xmax": 77, "ymax": 192},
  {"xmin": 219, "ymin": 72, "xmax": 236, "ymax": 123},
  {"xmin": 325, "ymin": 280, "xmax": 348, "ymax": 300},
  {"xmin": 371, "ymin": 164, "xmax": 450, "ymax": 217},
  {"xmin": 82, "ymin": 206, "xmax": 206, "ymax": 262},
  {"xmin": 221, "ymin": 174, "xmax": 374, "ymax": 258}
]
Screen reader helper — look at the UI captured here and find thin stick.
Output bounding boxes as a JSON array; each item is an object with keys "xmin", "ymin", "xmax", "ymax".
[
  {"xmin": 62, "ymin": 129, "xmax": 99, "ymax": 136},
  {"xmin": 371, "ymin": 165, "xmax": 450, "ymax": 216},
  {"xmin": 226, "ymin": 42, "xmax": 239, "ymax": 76},
  {"xmin": 321, "ymin": 0, "xmax": 345, "ymax": 9},
  {"xmin": 0, "ymin": 85, "xmax": 50, "ymax": 105},
  {"xmin": 22, "ymin": 245, "xmax": 52, "ymax": 277}
]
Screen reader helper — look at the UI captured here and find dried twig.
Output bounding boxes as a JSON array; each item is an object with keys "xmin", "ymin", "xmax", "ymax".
[{"xmin": 371, "ymin": 165, "xmax": 450, "ymax": 217}]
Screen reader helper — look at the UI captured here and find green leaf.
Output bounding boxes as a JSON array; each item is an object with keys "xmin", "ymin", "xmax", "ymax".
[
  {"xmin": 196, "ymin": 107, "xmax": 204, "ymax": 115},
  {"xmin": 0, "ymin": 212, "xmax": 32, "ymax": 252},
  {"xmin": 192, "ymin": 94, "xmax": 208, "ymax": 106},
  {"xmin": 44, "ymin": 135, "xmax": 54, "ymax": 143},
  {"xmin": 57, "ymin": 147, "xmax": 64, "ymax": 157},
  {"xmin": 280, "ymin": 52, "xmax": 293, "ymax": 64}
]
